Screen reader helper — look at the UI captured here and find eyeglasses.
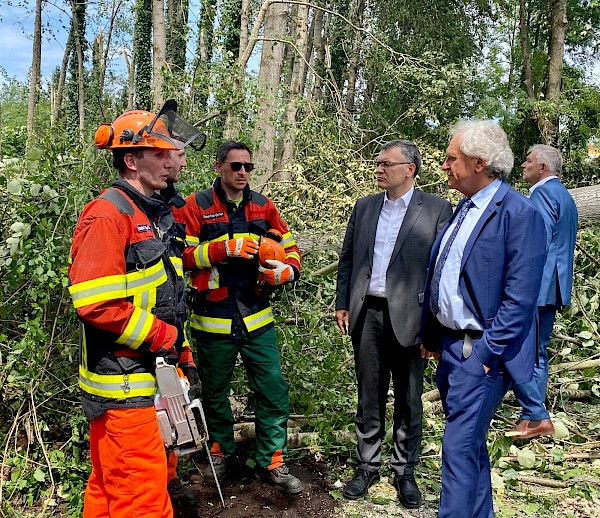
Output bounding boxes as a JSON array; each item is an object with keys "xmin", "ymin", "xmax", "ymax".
[
  {"xmin": 375, "ymin": 161, "xmax": 412, "ymax": 169},
  {"xmin": 223, "ymin": 161, "xmax": 254, "ymax": 172}
]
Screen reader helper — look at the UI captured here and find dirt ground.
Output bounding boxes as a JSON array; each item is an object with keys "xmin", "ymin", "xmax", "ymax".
[
  {"xmin": 173, "ymin": 454, "xmax": 438, "ymax": 518},
  {"xmin": 174, "ymin": 455, "xmax": 339, "ymax": 518}
]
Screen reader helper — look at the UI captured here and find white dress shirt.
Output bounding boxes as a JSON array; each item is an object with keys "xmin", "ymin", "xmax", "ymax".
[
  {"xmin": 435, "ymin": 179, "xmax": 502, "ymax": 330},
  {"xmin": 367, "ymin": 186, "xmax": 414, "ymax": 297},
  {"xmin": 529, "ymin": 175, "xmax": 558, "ymax": 195}
]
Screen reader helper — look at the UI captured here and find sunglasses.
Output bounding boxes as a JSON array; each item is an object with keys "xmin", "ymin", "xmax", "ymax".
[{"xmin": 223, "ymin": 161, "xmax": 254, "ymax": 172}]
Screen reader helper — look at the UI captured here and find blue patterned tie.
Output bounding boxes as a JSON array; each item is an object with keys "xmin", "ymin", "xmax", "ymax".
[{"xmin": 430, "ymin": 199, "xmax": 474, "ymax": 316}]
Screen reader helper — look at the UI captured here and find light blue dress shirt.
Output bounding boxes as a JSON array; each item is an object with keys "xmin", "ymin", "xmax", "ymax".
[
  {"xmin": 435, "ymin": 178, "xmax": 502, "ymax": 330},
  {"xmin": 367, "ymin": 186, "xmax": 414, "ymax": 297}
]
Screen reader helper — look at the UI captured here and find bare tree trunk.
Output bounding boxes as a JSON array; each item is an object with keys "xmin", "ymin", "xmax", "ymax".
[
  {"xmin": 251, "ymin": 1, "xmax": 288, "ymax": 185},
  {"xmin": 345, "ymin": 0, "xmax": 364, "ymax": 114},
  {"xmin": 70, "ymin": 0, "xmax": 86, "ymax": 140},
  {"xmin": 152, "ymin": 0, "xmax": 166, "ymax": 108},
  {"xmin": 310, "ymin": 7, "xmax": 325, "ymax": 103},
  {"xmin": 539, "ymin": 0, "xmax": 567, "ymax": 145},
  {"xmin": 519, "ymin": 0, "xmax": 535, "ymax": 100},
  {"xmin": 51, "ymin": 29, "xmax": 73, "ymax": 126},
  {"xmin": 223, "ymin": 0, "xmax": 252, "ymax": 138},
  {"xmin": 279, "ymin": 3, "xmax": 310, "ymax": 173},
  {"xmin": 27, "ymin": 0, "xmax": 43, "ymax": 139},
  {"xmin": 124, "ymin": 47, "xmax": 135, "ymax": 110}
]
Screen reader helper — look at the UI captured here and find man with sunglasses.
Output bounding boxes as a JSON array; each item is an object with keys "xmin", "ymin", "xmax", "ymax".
[
  {"xmin": 177, "ymin": 141, "xmax": 303, "ymax": 494},
  {"xmin": 336, "ymin": 140, "xmax": 452, "ymax": 507}
]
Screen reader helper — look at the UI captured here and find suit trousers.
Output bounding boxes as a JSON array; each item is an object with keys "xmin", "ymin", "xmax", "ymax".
[
  {"xmin": 512, "ymin": 306, "xmax": 556, "ymax": 421},
  {"xmin": 352, "ymin": 296, "xmax": 425, "ymax": 475},
  {"xmin": 436, "ymin": 334, "xmax": 511, "ymax": 518}
]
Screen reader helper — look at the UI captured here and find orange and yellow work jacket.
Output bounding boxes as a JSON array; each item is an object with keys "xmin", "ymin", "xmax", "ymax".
[
  {"xmin": 177, "ymin": 178, "xmax": 301, "ymax": 339},
  {"xmin": 68, "ymin": 179, "xmax": 185, "ymax": 420}
]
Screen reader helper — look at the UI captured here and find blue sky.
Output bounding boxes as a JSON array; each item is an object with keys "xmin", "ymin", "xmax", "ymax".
[{"xmin": 1, "ymin": 4, "xmax": 70, "ymax": 83}]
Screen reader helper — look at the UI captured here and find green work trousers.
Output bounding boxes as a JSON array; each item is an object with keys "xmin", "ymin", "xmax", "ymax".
[{"xmin": 193, "ymin": 327, "xmax": 289, "ymax": 468}]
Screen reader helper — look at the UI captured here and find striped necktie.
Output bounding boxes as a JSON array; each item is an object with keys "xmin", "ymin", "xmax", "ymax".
[{"xmin": 430, "ymin": 199, "xmax": 474, "ymax": 316}]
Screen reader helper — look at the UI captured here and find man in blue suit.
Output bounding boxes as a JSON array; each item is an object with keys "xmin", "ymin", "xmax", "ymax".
[
  {"xmin": 422, "ymin": 120, "xmax": 547, "ymax": 518},
  {"xmin": 505, "ymin": 145, "xmax": 578, "ymax": 440}
]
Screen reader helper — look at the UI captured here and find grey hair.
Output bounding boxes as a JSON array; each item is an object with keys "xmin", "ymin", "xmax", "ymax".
[
  {"xmin": 450, "ymin": 120, "xmax": 514, "ymax": 180},
  {"xmin": 528, "ymin": 144, "xmax": 562, "ymax": 175},
  {"xmin": 380, "ymin": 139, "xmax": 422, "ymax": 176}
]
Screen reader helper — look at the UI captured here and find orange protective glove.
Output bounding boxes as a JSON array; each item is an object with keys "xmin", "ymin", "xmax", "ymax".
[
  {"xmin": 226, "ymin": 237, "xmax": 259, "ymax": 259},
  {"xmin": 207, "ymin": 237, "xmax": 259, "ymax": 264},
  {"xmin": 258, "ymin": 259, "xmax": 295, "ymax": 285}
]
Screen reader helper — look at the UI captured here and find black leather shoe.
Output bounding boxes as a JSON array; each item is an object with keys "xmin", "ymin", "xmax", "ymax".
[
  {"xmin": 343, "ymin": 469, "xmax": 380, "ymax": 500},
  {"xmin": 393, "ymin": 473, "xmax": 422, "ymax": 509}
]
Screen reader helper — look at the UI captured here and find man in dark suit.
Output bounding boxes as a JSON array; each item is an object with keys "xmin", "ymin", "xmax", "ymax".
[
  {"xmin": 335, "ymin": 140, "xmax": 452, "ymax": 508},
  {"xmin": 506, "ymin": 145, "xmax": 578, "ymax": 440},
  {"xmin": 422, "ymin": 120, "xmax": 547, "ymax": 518}
]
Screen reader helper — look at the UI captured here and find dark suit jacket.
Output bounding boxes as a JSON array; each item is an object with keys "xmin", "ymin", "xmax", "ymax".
[
  {"xmin": 422, "ymin": 181, "xmax": 547, "ymax": 384},
  {"xmin": 531, "ymin": 178, "xmax": 578, "ymax": 307},
  {"xmin": 336, "ymin": 189, "xmax": 452, "ymax": 346}
]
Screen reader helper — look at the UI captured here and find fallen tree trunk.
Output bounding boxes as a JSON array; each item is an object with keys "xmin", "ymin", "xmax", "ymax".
[
  {"xmin": 549, "ymin": 358, "xmax": 600, "ymax": 373},
  {"xmin": 569, "ymin": 185, "xmax": 600, "ymax": 224}
]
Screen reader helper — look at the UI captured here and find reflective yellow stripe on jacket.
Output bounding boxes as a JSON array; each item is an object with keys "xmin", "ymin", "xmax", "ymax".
[
  {"xmin": 190, "ymin": 313, "xmax": 231, "ymax": 334},
  {"xmin": 69, "ymin": 261, "xmax": 168, "ymax": 307},
  {"xmin": 190, "ymin": 307, "xmax": 273, "ymax": 335},
  {"xmin": 79, "ymin": 365, "xmax": 156, "ymax": 398}
]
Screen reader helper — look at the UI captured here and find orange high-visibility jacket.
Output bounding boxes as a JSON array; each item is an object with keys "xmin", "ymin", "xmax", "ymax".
[
  {"xmin": 68, "ymin": 179, "xmax": 184, "ymax": 420},
  {"xmin": 176, "ymin": 178, "xmax": 301, "ymax": 339}
]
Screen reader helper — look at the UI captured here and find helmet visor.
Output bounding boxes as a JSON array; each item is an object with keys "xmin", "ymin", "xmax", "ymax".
[{"xmin": 143, "ymin": 100, "xmax": 207, "ymax": 151}]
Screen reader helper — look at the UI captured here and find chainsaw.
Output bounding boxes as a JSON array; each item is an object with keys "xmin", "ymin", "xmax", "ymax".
[{"xmin": 154, "ymin": 357, "xmax": 225, "ymax": 507}]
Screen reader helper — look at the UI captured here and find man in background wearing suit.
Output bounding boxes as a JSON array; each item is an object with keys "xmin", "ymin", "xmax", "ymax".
[
  {"xmin": 422, "ymin": 120, "xmax": 547, "ymax": 518},
  {"xmin": 506, "ymin": 145, "xmax": 578, "ymax": 440},
  {"xmin": 335, "ymin": 140, "xmax": 452, "ymax": 508}
]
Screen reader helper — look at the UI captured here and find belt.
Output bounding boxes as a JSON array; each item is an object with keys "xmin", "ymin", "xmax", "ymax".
[
  {"xmin": 440, "ymin": 326, "xmax": 483, "ymax": 341},
  {"xmin": 364, "ymin": 295, "xmax": 388, "ymax": 308}
]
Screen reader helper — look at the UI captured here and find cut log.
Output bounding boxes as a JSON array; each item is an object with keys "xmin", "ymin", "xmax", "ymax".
[{"xmin": 569, "ymin": 185, "xmax": 600, "ymax": 224}]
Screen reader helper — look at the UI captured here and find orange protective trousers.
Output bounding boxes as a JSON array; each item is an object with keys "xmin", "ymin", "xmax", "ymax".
[{"xmin": 83, "ymin": 407, "xmax": 173, "ymax": 518}]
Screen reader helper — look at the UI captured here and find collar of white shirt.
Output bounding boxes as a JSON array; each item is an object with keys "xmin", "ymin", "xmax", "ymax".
[
  {"xmin": 529, "ymin": 175, "xmax": 558, "ymax": 195},
  {"xmin": 383, "ymin": 185, "xmax": 414, "ymax": 207}
]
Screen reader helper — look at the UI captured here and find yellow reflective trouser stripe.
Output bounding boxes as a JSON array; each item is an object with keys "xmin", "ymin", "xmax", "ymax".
[
  {"xmin": 79, "ymin": 365, "xmax": 156, "ymax": 398},
  {"xmin": 170, "ymin": 256, "xmax": 184, "ymax": 277},
  {"xmin": 194, "ymin": 244, "xmax": 212, "ymax": 268},
  {"xmin": 69, "ymin": 274, "xmax": 127, "ymax": 308},
  {"xmin": 190, "ymin": 313, "xmax": 231, "ymax": 334},
  {"xmin": 244, "ymin": 307, "xmax": 274, "ymax": 332},
  {"xmin": 186, "ymin": 235, "xmax": 199, "ymax": 247},
  {"xmin": 286, "ymin": 251, "xmax": 300, "ymax": 263},
  {"xmin": 116, "ymin": 306, "xmax": 155, "ymax": 349},
  {"xmin": 280, "ymin": 232, "xmax": 296, "ymax": 249}
]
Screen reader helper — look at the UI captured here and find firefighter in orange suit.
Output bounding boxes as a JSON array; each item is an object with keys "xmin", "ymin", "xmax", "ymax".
[
  {"xmin": 68, "ymin": 105, "xmax": 200, "ymax": 517},
  {"xmin": 176, "ymin": 141, "xmax": 303, "ymax": 494}
]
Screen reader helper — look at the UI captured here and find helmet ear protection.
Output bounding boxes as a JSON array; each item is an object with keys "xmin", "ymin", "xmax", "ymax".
[{"xmin": 94, "ymin": 123, "xmax": 114, "ymax": 149}]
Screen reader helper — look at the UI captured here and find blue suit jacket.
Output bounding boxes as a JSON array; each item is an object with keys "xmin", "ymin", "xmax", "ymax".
[
  {"xmin": 530, "ymin": 178, "xmax": 578, "ymax": 307},
  {"xmin": 422, "ymin": 181, "xmax": 547, "ymax": 384}
]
